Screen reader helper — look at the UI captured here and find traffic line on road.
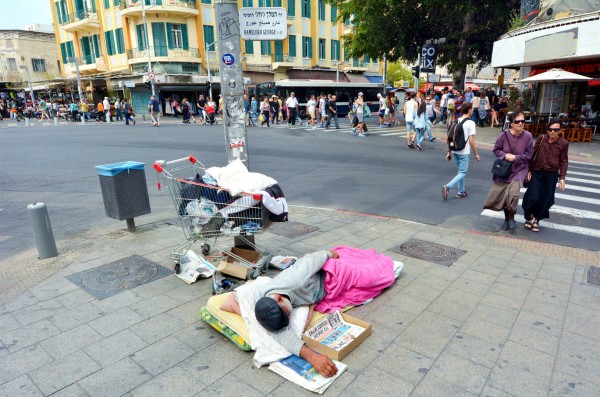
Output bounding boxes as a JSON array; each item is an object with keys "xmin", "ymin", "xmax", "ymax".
[
  {"xmin": 480, "ymin": 210, "xmax": 600, "ymax": 238},
  {"xmin": 569, "ymin": 165, "xmax": 600, "ymax": 172},
  {"xmin": 564, "ymin": 184, "xmax": 600, "ymax": 194},
  {"xmin": 513, "ymin": 199, "xmax": 600, "ymax": 221},
  {"xmin": 568, "ymin": 177, "xmax": 600, "ymax": 186},
  {"xmin": 518, "ymin": 188, "xmax": 600, "ymax": 205},
  {"xmin": 567, "ymin": 170, "xmax": 600, "ymax": 179}
]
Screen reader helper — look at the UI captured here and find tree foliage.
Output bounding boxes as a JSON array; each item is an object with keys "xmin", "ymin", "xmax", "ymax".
[
  {"xmin": 328, "ymin": 0, "xmax": 520, "ymax": 86},
  {"xmin": 386, "ymin": 62, "xmax": 413, "ymax": 85}
]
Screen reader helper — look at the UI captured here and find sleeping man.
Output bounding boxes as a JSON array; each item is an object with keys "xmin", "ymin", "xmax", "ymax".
[
  {"xmin": 221, "ymin": 249, "xmax": 339, "ymax": 377},
  {"xmin": 220, "ymin": 247, "xmax": 399, "ymax": 378}
]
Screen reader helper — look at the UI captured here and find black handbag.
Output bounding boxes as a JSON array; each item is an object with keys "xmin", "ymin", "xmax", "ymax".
[{"xmin": 491, "ymin": 131, "xmax": 514, "ymax": 177}]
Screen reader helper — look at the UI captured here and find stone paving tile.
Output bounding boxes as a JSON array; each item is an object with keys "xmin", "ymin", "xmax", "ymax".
[
  {"xmin": 372, "ymin": 343, "xmax": 434, "ymax": 385},
  {"xmin": 0, "ymin": 312, "xmax": 21, "ymax": 335},
  {"xmin": 396, "ymin": 327, "xmax": 452, "ymax": 359},
  {"xmin": 528, "ymin": 286, "xmax": 570, "ymax": 307},
  {"xmin": 129, "ymin": 365, "xmax": 207, "ymax": 397},
  {"xmin": 1, "ymin": 292, "xmax": 40, "ymax": 314},
  {"xmin": 508, "ymin": 323, "xmax": 560, "ymax": 356},
  {"xmin": 30, "ymin": 279, "xmax": 80, "ymax": 302},
  {"xmin": 28, "ymin": 350, "xmax": 100, "ymax": 395},
  {"xmin": 460, "ymin": 316, "xmax": 511, "ymax": 346},
  {"xmin": 427, "ymin": 298, "xmax": 476, "ymax": 322},
  {"xmin": 11, "ymin": 298, "xmax": 66, "ymax": 326},
  {"xmin": 129, "ymin": 312, "xmax": 188, "ymax": 344},
  {"xmin": 131, "ymin": 336, "xmax": 196, "ymax": 376},
  {"xmin": 47, "ymin": 302, "xmax": 104, "ymax": 332},
  {"xmin": 501, "ymin": 264, "xmax": 539, "ymax": 280},
  {"xmin": 445, "ymin": 333, "xmax": 502, "ymax": 369},
  {"xmin": 0, "ymin": 344, "xmax": 53, "ymax": 385},
  {"xmin": 479, "ymin": 384, "xmax": 516, "ymax": 397},
  {"xmin": 48, "ymin": 382, "xmax": 89, "ymax": 397},
  {"xmin": 567, "ymin": 284, "xmax": 600, "ymax": 313},
  {"xmin": 39, "ymin": 324, "xmax": 103, "ymax": 359},
  {"xmin": 84, "ymin": 329, "xmax": 149, "ymax": 367},
  {"xmin": 54, "ymin": 288, "xmax": 96, "ymax": 309},
  {"xmin": 479, "ymin": 292, "xmax": 525, "ymax": 314},
  {"xmin": 130, "ymin": 276, "xmax": 181, "ymax": 300},
  {"xmin": 171, "ymin": 322, "xmax": 219, "ymax": 353},
  {"xmin": 557, "ymin": 331, "xmax": 600, "ymax": 367},
  {"xmin": 400, "ymin": 282, "xmax": 444, "ymax": 303},
  {"xmin": 167, "ymin": 298, "xmax": 207, "ymax": 325},
  {"xmin": 427, "ymin": 350, "xmax": 491, "ymax": 395},
  {"xmin": 513, "ymin": 309, "xmax": 564, "ymax": 338},
  {"xmin": 522, "ymin": 295, "xmax": 567, "ymax": 322},
  {"xmin": 90, "ymin": 290, "xmax": 142, "ymax": 314},
  {"xmin": 363, "ymin": 305, "xmax": 415, "ymax": 333},
  {"xmin": 533, "ymin": 278, "xmax": 572, "ymax": 296},
  {"xmin": 164, "ymin": 283, "xmax": 211, "ymax": 306},
  {"xmin": 0, "ymin": 318, "xmax": 61, "ymax": 353},
  {"xmin": 487, "ymin": 362, "xmax": 550, "ymax": 397},
  {"xmin": 537, "ymin": 268, "xmax": 574, "ymax": 285},
  {"xmin": 411, "ymin": 373, "xmax": 477, "ymax": 397},
  {"xmin": 379, "ymin": 292, "xmax": 431, "ymax": 316},
  {"xmin": 497, "ymin": 340, "xmax": 555, "ymax": 379},
  {"xmin": 358, "ymin": 322, "xmax": 402, "ymax": 353},
  {"xmin": 469, "ymin": 303, "xmax": 519, "ymax": 329},
  {"xmin": 229, "ymin": 359, "xmax": 286, "ymax": 395},
  {"xmin": 0, "ymin": 375, "xmax": 42, "ymax": 396},
  {"xmin": 339, "ymin": 364, "xmax": 414, "ymax": 396},
  {"xmin": 487, "ymin": 281, "xmax": 531, "ymax": 301},
  {"xmin": 405, "ymin": 310, "xmax": 462, "ymax": 339},
  {"xmin": 178, "ymin": 340, "xmax": 249, "ymax": 386},
  {"xmin": 87, "ymin": 307, "xmax": 146, "ymax": 337},
  {"xmin": 79, "ymin": 358, "xmax": 153, "ymax": 397},
  {"xmin": 549, "ymin": 370, "xmax": 600, "ymax": 397}
]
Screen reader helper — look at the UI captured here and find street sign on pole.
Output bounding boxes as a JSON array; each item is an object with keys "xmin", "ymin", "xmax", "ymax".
[
  {"xmin": 428, "ymin": 74, "xmax": 441, "ymax": 83},
  {"xmin": 421, "ymin": 43, "xmax": 437, "ymax": 73},
  {"xmin": 216, "ymin": 0, "xmax": 249, "ymax": 166},
  {"xmin": 124, "ymin": 81, "xmax": 135, "ymax": 88},
  {"xmin": 239, "ymin": 7, "xmax": 287, "ymax": 40},
  {"xmin": 147, "ymin": 72, "xmax": 156, "ymax": 80}
]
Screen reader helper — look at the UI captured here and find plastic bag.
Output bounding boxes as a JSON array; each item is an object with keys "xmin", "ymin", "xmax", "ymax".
[{"xmin": 186, "ymin": 198, "xmax": 219, "ymax": 226}]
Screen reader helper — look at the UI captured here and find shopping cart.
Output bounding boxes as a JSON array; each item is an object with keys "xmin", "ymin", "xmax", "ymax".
[{"xmin": 154, "ymin": 155, "xmax": 272, "ymax": 279}]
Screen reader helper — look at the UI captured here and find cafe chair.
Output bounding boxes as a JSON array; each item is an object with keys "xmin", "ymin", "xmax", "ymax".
[
  {"xmin": 580, "ymin": 127, "xmax": 593, "ymax": 143},
  {"xmin": 565, "ymin": 127, "xmax": 581, "ymax": 143},
  {"xmin": 532, "ymin": 123, "xmax": 545, "ymax": 137}
]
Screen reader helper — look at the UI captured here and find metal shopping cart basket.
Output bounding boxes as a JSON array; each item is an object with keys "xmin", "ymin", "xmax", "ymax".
[{"xmin": 153, "ymin": 155, "xmax": 272, "ymax": 279}]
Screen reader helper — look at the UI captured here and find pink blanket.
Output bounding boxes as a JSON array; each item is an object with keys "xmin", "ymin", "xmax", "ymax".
[{"xmin": 314, "ymin": 246, "xmax": 396, "ymax": 313}]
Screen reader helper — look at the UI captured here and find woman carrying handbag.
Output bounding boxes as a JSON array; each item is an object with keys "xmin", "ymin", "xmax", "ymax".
[
  {"xmin": 521, "ymin": 119, "xmax": 569, "ymax": 232},
  {"xmin": 483, "ymin": 112, "xmax": 533, "ymax": 230}
]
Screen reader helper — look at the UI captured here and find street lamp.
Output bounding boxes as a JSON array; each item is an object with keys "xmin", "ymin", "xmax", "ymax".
[
  {"xmin": 205, "ymin": 40, "xmax": 217, "ymax": 100},
  {"xmin": 67, "ymin": 57, "xmax": 83, "ymax": 103},
  {"xmin": 19, "ymin": 65, "xmax": 34, "ymax": 105},
  {"xmin": 332, "ymin": 41, "xmax": 341, "ymax": 82},
  {"xmin": 141, "ymin": 0, "xmax": 155, "ymax": 96}
]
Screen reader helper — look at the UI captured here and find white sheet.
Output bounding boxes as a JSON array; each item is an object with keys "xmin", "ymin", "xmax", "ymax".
[{"xmin": 206, "ymin": 158, "xmax": 277, "ymax": 196}]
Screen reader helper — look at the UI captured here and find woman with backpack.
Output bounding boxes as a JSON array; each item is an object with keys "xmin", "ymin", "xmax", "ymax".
[
  {"xmin": 351, "ymin": 92, "xmax": 369, "ymax": 137},
  {"xmin": 413, "ymin": 101, "xmax": 431, "ymax": 151}
]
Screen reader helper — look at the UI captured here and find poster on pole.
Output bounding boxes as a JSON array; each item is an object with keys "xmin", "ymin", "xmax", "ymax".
[
  {"xmin": 421, "ymin": 44, "xmax": 437, "ymax": 73},
  {"xmin": 239, "ymin": 7, "xmax": 287, "ymax": 40}
]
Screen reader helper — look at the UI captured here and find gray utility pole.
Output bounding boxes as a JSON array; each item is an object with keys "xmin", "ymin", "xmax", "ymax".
[
  {"xmin": 19, "ymin": 65, "xmax": 34, "ymax": 105},
  {"xmin": 67, "ymin": 57, "xmax": 83, "ymax": 102},
  {"xmin": 205, "ymin": 40, "xmax": 218, "ymax": 100},
  {"xmin": 141, "ymin": 0, "xmax": 155, "ymax": 96},
  {"xmin": 383, "ymin": 55, "xmax": 388, "ymax": 95},
  {"xmin": 414, "ymin": 52, "xmax": 420, "ymax": 94},
  {"xmin": 215, "ymin": 0, "xmax": 248, "ymax": 166}
]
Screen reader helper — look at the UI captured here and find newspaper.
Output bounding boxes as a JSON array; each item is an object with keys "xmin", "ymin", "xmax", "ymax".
[
  {"xmin": 269, "ymin": 255, "xmax": 298, "ymax": 270},
  {"xmin": 175, "ymin": 250, "xmax": 216, "ymax": 284},
  {"xmin": 268, "ymin": 354, "xmax": 348, "ymax": 394},
  {"xmin": 305, "ymin": 311, "xmax": 366, "ymax": 351}
]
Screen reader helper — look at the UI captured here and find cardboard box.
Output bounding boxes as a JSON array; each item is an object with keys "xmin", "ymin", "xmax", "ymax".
[
  {"xmin": 302, "ymin": 312, "xmax": 372, "ymax": 361},
  {"xmin": 216, "ymin": 247, "xmax": 260, "ymax": 280}
]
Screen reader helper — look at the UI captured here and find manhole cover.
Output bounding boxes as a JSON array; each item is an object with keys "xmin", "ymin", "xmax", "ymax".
[
  {"xmin": 268, "ymin": 221, "xmax": 319, "ymax": 239},
  {"xmin": 388, "ymin": 239, "xmax": 466, "ymax": 267},
  {"xmin": 586, "ymin": 266, "xmax": 600, "ymax": 287},
  {"xmin": 66, "ymin": 255, "xmax": 171, "ymax": 300}
]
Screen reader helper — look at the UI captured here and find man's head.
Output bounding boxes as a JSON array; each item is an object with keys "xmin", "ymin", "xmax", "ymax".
[
  {"xmin": 466, "ymin": 87, "xmax": 472, "ymax": 92},
  {"xmin": 255, "ymin": 293, "xmax": 292, "ymax": 332},
  {"xmin": 291, "ymin": 92, "xmax": 295, "ymax": 98},
  {"xmin": 332, "ymin": 95, "xmax": 337, "ymax": 102}
]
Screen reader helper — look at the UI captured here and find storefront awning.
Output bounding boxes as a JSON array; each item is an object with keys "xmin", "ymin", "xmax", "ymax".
[{"xmin": 421, "ymin": 82, "xmax": 481, "ymax": 92}]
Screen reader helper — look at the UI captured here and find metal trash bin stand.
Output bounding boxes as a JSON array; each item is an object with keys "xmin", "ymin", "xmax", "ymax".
[{"xmin": 95, "ymin": 161, "xmax": 151, "ymax": 232}]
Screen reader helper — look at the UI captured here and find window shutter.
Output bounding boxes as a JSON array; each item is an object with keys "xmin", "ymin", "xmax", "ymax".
[
  {"xmin": 116, "ymin": 28, "xmax": 125, "ymax": 54},
  {"xmin": 152, "ymin": 22, "xmax": 167, "ymax": 56},
  {"xmin": 104, "ymin": 0, "xmax": 109, "ymax": 9},
  {"xmin": 166, "ymin": 23, "xmax": 173, "ymax": 49},
  {"xmin": 245, "ymin": 40, "xmax": 254, "ymax": 54},
  {"xmin": 181, "ymin": 24, "xmax": 189, "ymax": 50},
  {"xmin": 136, "ymin": 25, "xmax": 144, "ymax": 50},
  {"xmin": 60, "ymin": 43, "xmax": 67, "ymax": 64},
  {"xmin": 308, "ymin": 37, "xmax": 313, "ymax": 58},
  {"xmin": 288, "ymin": 35, "xmax": 296, "ymax": 57},
  {"xmin": 288, "ymin": 0, "xmax": 295, "ymax": 17},
  {"xmin": 92, "ymin": 34, "xmax": 101, "ymax": 58},
  {"xmin": 68, "ymin": 42, "xmax": 75, "ymax": 58},
  {"xmin": 104, "ymin": 31, "xmax": 112, "ymax": 55}
]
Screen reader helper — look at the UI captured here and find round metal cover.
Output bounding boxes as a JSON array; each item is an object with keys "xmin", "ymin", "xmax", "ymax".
[
  {"xmin": 389, "ymin": 238, "xmax": 466, "ymax": 267},
  {"xmin": 81, "ymin": 261, "xmax": 161, "ymax": 291}
]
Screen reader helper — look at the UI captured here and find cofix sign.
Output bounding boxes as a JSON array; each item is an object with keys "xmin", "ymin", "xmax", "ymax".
[
  {"xmin": 421, "ymin": 44, "xmax": 437, "ymax": 73},
  {"xmin": 239, "ymin": 7, "xmax": 287, "ymax": 41}
]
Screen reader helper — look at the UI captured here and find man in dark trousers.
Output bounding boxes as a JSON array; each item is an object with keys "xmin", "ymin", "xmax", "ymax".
[{"xmin": 325, "ymin": 95, "xmax": 340, "ymax": 129}]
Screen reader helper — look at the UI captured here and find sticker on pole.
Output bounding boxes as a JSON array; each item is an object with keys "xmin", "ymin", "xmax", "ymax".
[
  {"xmin": 147, "ymin": 72, "xmax": 156, "ymax": 80},
  {"xmin": 222, "ymin": 54, "xmax": 235, "ymax": 66},
  {"xmin": 239, "ymin": 7, "xmax": 287, "ymax": 40}
]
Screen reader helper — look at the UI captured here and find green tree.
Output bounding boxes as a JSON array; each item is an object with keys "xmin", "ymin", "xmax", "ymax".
[
  {"xmin": 329, "ymin": 0, "xmax": 519, "ymax": 88},
  {"xmin": 386, "ymin": 62, "xmax": 413, "ymax": 86}
]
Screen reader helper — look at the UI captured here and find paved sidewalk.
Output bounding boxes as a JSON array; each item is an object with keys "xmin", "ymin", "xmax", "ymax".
[{"xmin": 1, "ymin": 206, "xmax": 599, "ymax": 396}]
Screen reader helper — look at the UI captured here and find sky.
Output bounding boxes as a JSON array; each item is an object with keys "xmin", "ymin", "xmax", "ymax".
[{"xmin": 0, "ymin": 0, "xmax": 54, "ymax": 29}]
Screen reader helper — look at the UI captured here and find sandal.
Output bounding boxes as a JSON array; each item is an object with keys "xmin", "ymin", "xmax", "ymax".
[
  {"xmin": 524, "ymin": 219, "xmax": 533, "ymax": 230},
  {"xmin": 532, "ymin": 219, "xmax": 539, "ymax": 232}
]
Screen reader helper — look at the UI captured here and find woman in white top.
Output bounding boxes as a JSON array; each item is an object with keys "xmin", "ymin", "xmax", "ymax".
[
  {"xmin": 319, "ymin": 95, "xmax": 327, "ymax": 127},
  {"xmin": 307, "ymin": 95, "xmax": 317, "ymax": 126},
  {"xmin": 259, "ymin": 96, "xmax": 270, "ymax": 127},
  {"xmin": 352, "ymin": 92, "xmax": 369, "ymax": 137}
]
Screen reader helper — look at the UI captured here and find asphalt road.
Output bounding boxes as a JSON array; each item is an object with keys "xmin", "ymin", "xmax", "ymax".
[{"xmin": 1, "ymin": 118, "xmax": 599, "ymax": 258}]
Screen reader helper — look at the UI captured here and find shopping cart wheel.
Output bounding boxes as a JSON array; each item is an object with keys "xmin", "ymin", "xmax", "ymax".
[
  {"xmin": 248, "ymin": 268, "xmax": 261, "ymax": 280},
  {"xmin": 201, "ymin": 243, "xmax": 210, "ymax": 256},
  {"xmin": 173, "ymin": 263, "xmax": 181, "ymax": 274}
]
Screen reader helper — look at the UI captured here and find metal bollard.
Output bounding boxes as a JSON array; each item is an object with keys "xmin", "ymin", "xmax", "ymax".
[
  {"xmin": 53, "ymin": 116, "xmax": 59, "ymax": 126},
  {"xmin": 27, "ymin": 203, "xmax": 58, "ymax": 259},
  {"xmin": 25, "ymin": 118, "xmax": 30, "ymax": 127},
  {"xmin": 142, "ymin": 114, "xmax": 146, "ymax": 121}
]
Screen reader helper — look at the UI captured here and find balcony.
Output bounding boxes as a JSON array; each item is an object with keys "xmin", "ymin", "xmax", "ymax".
[
  {"xmin": 60, "ymin": 10, "xmax": 100, "ymax": 32},
  {"xmin": 120, "ymin": 0, "xmax": 199, "ymax": 17},
  {"xmin": 344, "ymin": 60, "xmax": 367, "ymax": 72},
  {"xmin": 65, "ymin": 56, "xmax": 107, "ymax": 75},
  {"xmin": 0, "ymin": 71, "xmax": 22, "ymax": 83},
  {"xmin": 272, "ymin": 55, "xmax": 294, "ymax": 71},
  {"xmin": 127, "ymin": 46, "xmax": 201, "ymax": 64},
  {"xmin": 287, "ymin": 16, "xmax": 294, "ymax": 25}
]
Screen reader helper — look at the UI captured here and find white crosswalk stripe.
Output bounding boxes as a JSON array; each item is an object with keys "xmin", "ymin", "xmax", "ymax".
[{"xmin": 481, "ymin": 162, "xmax": 600, "ymax": 239}]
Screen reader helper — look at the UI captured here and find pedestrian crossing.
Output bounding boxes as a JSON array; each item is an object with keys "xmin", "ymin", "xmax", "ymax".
[
  {"xmin": 266, "ymin": 122, "xmax": 408, "ymax": 137},
  {"xmin": 480, "ymin": 160, "xmax": 600, "ymax": 239}
]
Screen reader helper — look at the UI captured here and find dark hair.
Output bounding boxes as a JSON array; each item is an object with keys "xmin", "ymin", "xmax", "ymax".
[
  {"xmin": 459, "ymin": 102, "xmax": 473, "ymax": 113},
  {"xmin": 548, "ymin": 118, "xmax": 561, "ymax": 128},
  {"xmin": 417, "ymin": 101, "xmax": 427, "ymax": 116},
  {"xmin": 510, "ymin": 112, "xmax": 525, "ymax": 123}
]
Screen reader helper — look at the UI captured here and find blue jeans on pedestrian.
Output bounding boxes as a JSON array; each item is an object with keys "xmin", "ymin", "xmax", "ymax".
[
  {"xmin": 325, "ymin": 113, "xmax": 339, "ymax": 128},
  {"xmin": 416, "ymin": 128, "xmax": 425, "ymax": 145},
  {"xmin": 447, "ymin": 153, "xmax": 470, "ymax": 193},
  {"xmin": 406, "ymin": 121, "xmax": 415, "ymax": 133},
  {"xmin": 471, "ymin": 108, "xmax": 479, "ymax": 123},
  {"xmin": 441, "ymin": 107, "xmax": 447, "ymax": 123},
  {"xmin": 425, "ymin": 122, "xmax": 433, "ymax": 140}
]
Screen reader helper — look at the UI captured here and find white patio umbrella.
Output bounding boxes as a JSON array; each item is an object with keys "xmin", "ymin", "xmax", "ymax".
[{"xmin": 520, "ymin": 68, "xmax": 591, "ymax": 117}]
